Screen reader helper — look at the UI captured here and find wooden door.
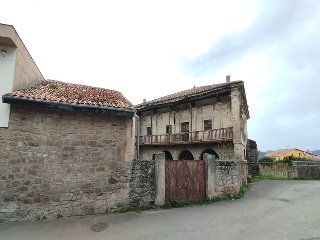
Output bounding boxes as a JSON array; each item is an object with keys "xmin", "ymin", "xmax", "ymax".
[
  {"xmin": 165, "ymin": 160, "xmax": 206, "ymax": 202},
  {"xmin": 181, "ymin": 122, "xmax": 189, "ymax": 141}
]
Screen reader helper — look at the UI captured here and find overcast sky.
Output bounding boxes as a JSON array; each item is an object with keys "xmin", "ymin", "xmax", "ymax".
[{"xmin": 1, "ymin": 0, "xmax": 319, "ymax": 151}]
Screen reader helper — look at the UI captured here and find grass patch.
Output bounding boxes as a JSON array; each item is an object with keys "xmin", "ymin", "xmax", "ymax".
[
  {"xmin": 161, "ymin": 183, "xmax": 250, "ymax": 209},
  {"xmin": 49, "ymin": 83, "xmax": 58, "ymax": 90},
  {"xmin": 74, "ymin": 91, "xmax": 85, "ymax": 100},
  {"xmin": 34, "ymin": 215, "xmax": 47, "ymax": 221},
  {"xmin": 105, "ymin": 184, "xmax": 251, "ymax": 214}
]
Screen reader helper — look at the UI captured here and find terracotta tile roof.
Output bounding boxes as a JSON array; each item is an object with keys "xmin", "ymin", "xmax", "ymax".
[
  {"xmin": 5, "ymin": 80, "xmax": 133, "ymax": 109},
  {"xmin": 265, "ymin": 149, "xmax": 295, "ymax": 157},
  {"xmin": 135, "ymin": 80, "xmax": 243, "ymax": 109},
  {"xmin": 265, "ymin": 148, "xmax": 318, "ymax": 158}
]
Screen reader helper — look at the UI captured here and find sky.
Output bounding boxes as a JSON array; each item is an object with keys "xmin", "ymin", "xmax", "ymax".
[{"xmin": 1, "ymin": 0, "xmax": 319, "ymax": 151}]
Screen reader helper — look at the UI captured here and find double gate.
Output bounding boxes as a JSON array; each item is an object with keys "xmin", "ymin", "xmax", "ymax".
[{"xmin": 165, "ymin": 160, "xmax": 206, "ymax": 202}]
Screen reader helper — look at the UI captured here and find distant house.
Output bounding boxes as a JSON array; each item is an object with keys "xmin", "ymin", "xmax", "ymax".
[
  {"xmin": 135, "ymin": 78, "xmax": 250, "ymax": 162},
  {"xmin": 265, "ymin": 148, "xmax": 319, "ymax": 160}
]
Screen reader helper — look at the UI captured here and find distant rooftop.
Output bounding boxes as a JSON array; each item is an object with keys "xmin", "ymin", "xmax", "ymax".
[{"xmin": 265, "ymin": 148, "xmax": 318, "ymax": 157}]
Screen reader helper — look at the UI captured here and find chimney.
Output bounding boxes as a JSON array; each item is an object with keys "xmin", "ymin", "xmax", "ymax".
[
  {"xmin": 143, "ymin": 99, "xmax": 146, "ymax": 105},
  {"xmin": 226, "ymin": 75, "xmax": 230, "ymax": 83}
]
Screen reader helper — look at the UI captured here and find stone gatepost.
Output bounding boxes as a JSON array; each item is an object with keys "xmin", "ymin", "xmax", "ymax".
[
  {"xmin": 204, "ymin": 153, "xmax": 216, "ymax": 198},
  {"xmin": 155, "ymin": 152, "xmax": 165, "ymax": 205}
]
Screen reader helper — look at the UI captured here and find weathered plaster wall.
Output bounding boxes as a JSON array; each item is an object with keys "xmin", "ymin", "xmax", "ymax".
[
  {"xmin": 0, "ymin": 24, "xmax": 44, "ymax": 91},
  {"xmin": 0, "ymin": 105, "xmax": 134, "ymax": 221},
  {"xmin": 139, "ymin": 96, "xmax": 232, "ymax": 136},
  {"xmin": 230, "ymin": 87, "xmax": 248, "ymax": 161},
  {"xmin": 0, "ymin": 45, "xmax": 16, "ymax": 127},
  {"xmin": 139, "ymin": 142, "xmax": 234, "ymax": 161}
]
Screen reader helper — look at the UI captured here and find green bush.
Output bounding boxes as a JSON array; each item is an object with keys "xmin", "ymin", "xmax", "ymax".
[{"xmin": 259, "ymin": 156, "xmax": 276, "ymax": 163}]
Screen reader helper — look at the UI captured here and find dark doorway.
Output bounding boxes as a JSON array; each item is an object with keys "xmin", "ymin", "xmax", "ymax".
[
  {"xmin": 178, "ymin": 150, "xmax": 194, "ymax": 160},
  {"xmin": 163, "ymin": 150, "xmax": 173, "ymax": 160},
  {"xmin": 200, "ymin": 149, "xmax": 219, "ymax": 160}
]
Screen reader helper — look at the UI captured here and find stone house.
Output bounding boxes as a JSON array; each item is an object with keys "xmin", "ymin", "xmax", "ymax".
[
  {"xmin": 136, "ymin": 77, "xmax": 250, "ymax": 163},
  {"xmin": 0, "ymin": 24, "xmax": 139, "ymax": 221},
  {"xmin": 0, "ymin": 80, "xmax": 137, "ymax": 221},
  {"xmin": 1, "ymin": 23, "xmax": 251, "ymax": 221}
]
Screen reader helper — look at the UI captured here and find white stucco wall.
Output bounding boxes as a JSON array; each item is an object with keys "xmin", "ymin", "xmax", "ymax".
[{"xmin": 0, "ymin": 45, "xmax": 16, "ymax": 127}]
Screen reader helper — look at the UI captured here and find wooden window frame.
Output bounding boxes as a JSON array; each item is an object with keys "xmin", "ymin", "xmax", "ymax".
[{"xmin": 203, "ymin": 119, "xmax": 212, "ymax": 131}]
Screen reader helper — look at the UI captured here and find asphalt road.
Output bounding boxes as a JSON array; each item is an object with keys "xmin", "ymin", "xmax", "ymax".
[{"xmin": 1, "ymin": 180, "xmax": 320, "ymax": 240}]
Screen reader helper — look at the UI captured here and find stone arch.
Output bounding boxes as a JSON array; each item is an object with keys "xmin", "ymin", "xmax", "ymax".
[
  {"xmin": 200, "ymin": 149, "xmax": 219, "ymax": 160},
  {"xmin": 163, "ymin": 150, "xmax": 173, "ymax": 160},
  {"xmin": 178, "ymin": 150, "xmax": 194, "ymax": 160}
]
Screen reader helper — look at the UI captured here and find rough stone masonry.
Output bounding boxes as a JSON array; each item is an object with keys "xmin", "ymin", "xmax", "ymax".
[{"xmin": 0, "ymin": 104, "xmax": 135, "ymax": 221}]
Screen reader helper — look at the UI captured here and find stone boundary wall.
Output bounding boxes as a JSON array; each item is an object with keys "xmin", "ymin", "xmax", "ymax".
[
  {"xmin": 241, "ymin": 163, "xmax": 248, "ymax": 184},
  {"xmin": 246, "ymin": 139, "xmax": 259, "ymax": 176},
  {"xmin": 259, "ymin": 161, "xmax": 320, "ymax": 180},
  {"xmin": 129, "ymin": 160, "xmax": 156, "ymax": 206},
  {"xmin": 215, "ymin": 160, "xmax": 242, "ymax": 196},
  {"xmin": 0, "ymin": 105, "xmax": 133, "ymax": 222},
  {"xmin": 290, "ymin": 161, "xmax": 320, "ymax": 180}
]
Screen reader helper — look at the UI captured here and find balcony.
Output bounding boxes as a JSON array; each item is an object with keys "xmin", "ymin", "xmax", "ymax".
[{"xmin": 139, "ymin": 127, "xmax": 233, "ymax": 145}]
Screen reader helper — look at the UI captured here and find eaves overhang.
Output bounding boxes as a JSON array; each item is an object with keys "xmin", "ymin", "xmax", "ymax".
[
  {"xmin": 136, "ymin": 88, "xmax": 231, "ymax": 113},
  {"xmin": 2, "ymin": 95, "xmax": 136, "ymax": 117}
]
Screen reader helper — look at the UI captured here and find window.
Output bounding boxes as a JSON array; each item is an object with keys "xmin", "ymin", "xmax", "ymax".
[
  {"xmin": 204, "ymin": 119, "xmax": 212, "ymax": 131},
  {"xmin": 147, "ymin": 127, "xmax": 152, "ymax": 135},
  {"xmin": 166, "ymin": 125, "xmax": 172, "ymax": 134},
  {"xmin": 181, "ymin": 122, "xmax": 189, "ymax": 141}
]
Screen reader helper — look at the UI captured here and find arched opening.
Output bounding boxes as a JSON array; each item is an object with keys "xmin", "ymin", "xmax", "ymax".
[
  {"xmin": 163, "ymin": 150, "xmax": 173, "ymax": 160},
  {"xmin": 178, "ymin": 150, "xmax": 194, "ymax": 160},
  {"xmin": 200, "ymin": 149, "xmax": 219, "ymax": 160}
]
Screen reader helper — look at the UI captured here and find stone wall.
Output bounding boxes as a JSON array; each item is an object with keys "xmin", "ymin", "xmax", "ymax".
[
  {"xmin": 241, "ymin": 163, "xmax": 248, "ymax": 184},
  {"xmin": 215, "ymin": 160, "xmax": 241, "ymax": 196},
  {"xmin": 246, "ymin": 139, "xmax": 259, "ymax": 176},
  {"xmin": 0, "ymin": 104, "xmax": 134, "ymax": 221},
  {"xmin": 129, "ymin": 160, "xmax": 156, "ymax": 206},
  {"xmin": 290, "ymin": 161, "xmax": 320, "ymax": 180}
]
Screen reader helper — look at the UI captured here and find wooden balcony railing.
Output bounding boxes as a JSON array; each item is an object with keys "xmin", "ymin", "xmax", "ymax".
[{"xmin": 139, "ymin": 127, "xmax": 233, "ymax": 145}]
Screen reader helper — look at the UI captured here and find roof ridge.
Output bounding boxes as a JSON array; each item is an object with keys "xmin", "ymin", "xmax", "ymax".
[{"xmin": 135, "ymin": 80, "xmax": 243, "ymax": 108}]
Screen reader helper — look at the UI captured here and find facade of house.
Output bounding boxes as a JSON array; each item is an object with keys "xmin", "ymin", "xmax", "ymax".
[
  {"xmin": 265, "ymin": 148, "xmax": 320, "ymax": 161},
  {"xmin": 0, "ymin": 24, "xmax": 140, "ymax": 221},
  {"xmin": 0, "ymin": 23, "xmax": 44, "ymax": 128},
  {"xmin": 0, "ymin": 80, "xmax": 138, "ymax": 221},
  {"xmin": 136, "ymin": 79, "xmax": 250, "ymax": 163},
  {"xmin": 1, "ymin": 23, "xmax": 251, "ymax": 221}
]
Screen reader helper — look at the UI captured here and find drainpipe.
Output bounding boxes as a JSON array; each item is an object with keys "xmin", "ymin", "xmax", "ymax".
[{"xmin": 134, "ymin": 112, "xmax": 140, "ymax": 160}]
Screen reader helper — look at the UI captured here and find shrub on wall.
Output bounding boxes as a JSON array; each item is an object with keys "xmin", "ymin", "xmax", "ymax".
[{"xmin": 259, "ymin": 156, "xmax": 276, "ymax": 163}]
